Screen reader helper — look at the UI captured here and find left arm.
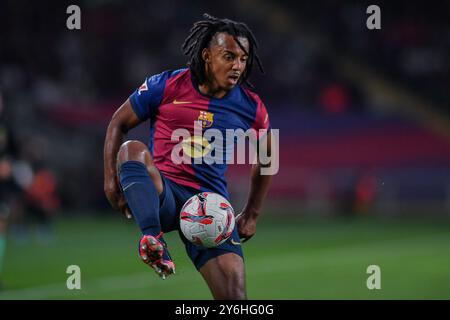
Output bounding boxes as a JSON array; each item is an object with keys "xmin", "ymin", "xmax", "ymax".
[{"xmin": 237, "ymin": 131, "xmax": 275, "ymax": 242}]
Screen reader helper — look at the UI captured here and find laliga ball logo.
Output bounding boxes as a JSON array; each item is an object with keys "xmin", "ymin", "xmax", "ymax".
[{"xmin": 180, "ymin": 192, "xmax": 235, "ymax": 248}]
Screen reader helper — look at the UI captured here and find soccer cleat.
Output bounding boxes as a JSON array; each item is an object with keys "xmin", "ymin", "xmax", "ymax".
[{"xmin": 139, "ymin": 232, "xmax": 175, "ymax": 279}]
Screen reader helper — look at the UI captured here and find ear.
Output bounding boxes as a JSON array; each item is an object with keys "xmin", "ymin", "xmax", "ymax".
[{"xmin": 201, "ymin": 48, "xmax": 211, "ymax": 63}]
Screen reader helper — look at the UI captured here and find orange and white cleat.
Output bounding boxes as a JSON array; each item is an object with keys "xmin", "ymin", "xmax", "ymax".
[{"xmin": 139, "ymin": 232, "xmax": 175, "ymax": 279}]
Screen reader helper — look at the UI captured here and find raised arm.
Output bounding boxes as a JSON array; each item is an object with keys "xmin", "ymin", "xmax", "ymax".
[{"xmin": 103, "ymin": 98, "xmax": 142, "ymax": 217}]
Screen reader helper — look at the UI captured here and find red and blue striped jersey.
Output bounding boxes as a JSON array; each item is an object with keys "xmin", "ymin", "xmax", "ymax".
[{"xmin": 129, "ymin": 68, "xmax": 270, "ymax": 198}]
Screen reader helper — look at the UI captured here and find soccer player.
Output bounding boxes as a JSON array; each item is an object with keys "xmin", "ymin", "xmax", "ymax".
[{"xmin": 104, "ymin": 14, "xmax": 274, "ymax": 300}]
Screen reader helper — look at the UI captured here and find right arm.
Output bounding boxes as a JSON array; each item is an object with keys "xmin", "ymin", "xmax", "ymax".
[{"xmin": 103, "ymin": 98, "xmax": 142, "ymax": 217}]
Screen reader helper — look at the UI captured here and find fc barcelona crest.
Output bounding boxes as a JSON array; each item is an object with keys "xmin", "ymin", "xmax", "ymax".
[{"xmin": 198, "ymin": 111, "xmax": 214, "ymax": 128}]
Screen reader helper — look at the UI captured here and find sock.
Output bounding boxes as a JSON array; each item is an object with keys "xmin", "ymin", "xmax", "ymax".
[{"xmin": 119, "ymin": 161, "xmax": 171, "ymax": 260}]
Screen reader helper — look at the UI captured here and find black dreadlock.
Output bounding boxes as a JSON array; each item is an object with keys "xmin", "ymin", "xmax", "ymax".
[{"xmin": 182, "ymin": 13, "xmax": 264, "ymax": 89}]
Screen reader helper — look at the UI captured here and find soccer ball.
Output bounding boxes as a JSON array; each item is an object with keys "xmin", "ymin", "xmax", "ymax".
[{"xmin": 180, "ymin": 192, "xmax": 235, "ymax": 248}]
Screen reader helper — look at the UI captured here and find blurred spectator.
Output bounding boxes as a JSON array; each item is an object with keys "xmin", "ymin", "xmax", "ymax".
[
  {"xmin": 11, "ymin": 137, "xmax": 60, "ymax": 245},
  {"xmin": 353, "ymin": 170, "xmax": 378, "ymax": 215},
  {"xmin": 336, "ymin": 169, "xmax": 378, "ymax": 217},
  {"xmin": 318, "ymin": 83, "xmax": 351, "ymax": 115},
  {"xmin": 24, "ymin": 167, "xmax": 60, "ymax": 244},
  {"xmin": 0, "ymin": 93, "xmax": 21, "ymax": 288}
]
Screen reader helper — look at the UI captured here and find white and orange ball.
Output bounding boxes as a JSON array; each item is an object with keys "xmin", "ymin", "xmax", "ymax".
[{"xmin": 180, "ymin": 192, "xmax": 235, "ymax": 248}]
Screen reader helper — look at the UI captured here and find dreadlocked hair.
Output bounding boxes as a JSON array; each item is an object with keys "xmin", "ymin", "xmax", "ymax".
[{"xmin": 182, "ymin": 13, "xmax": 264, "ymax": 89}]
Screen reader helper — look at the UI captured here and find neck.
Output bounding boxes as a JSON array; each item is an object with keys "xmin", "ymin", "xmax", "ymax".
[
  {"xmin": 198, "ymin": 67, "xmax": 228, "ymax": 99},
  {"xmin": 198, "ymin": 82, "xmax": 228, "ymax": 99}
]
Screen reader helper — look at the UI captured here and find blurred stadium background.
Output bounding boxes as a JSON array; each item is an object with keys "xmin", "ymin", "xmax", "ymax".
[{"xmin": 0, "ymin": 0, "xmax": 449, "ymax": 299}]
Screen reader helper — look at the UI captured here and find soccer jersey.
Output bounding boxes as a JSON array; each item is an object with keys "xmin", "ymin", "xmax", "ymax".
[{"xmin": 129, "ymin": 68, "xmax": 270, "ymax": 198}]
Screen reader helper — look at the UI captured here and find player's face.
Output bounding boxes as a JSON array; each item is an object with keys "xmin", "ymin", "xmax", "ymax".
[{"xmin": 202, "ymin": 32, "xmax": 249, "ymax": 93}]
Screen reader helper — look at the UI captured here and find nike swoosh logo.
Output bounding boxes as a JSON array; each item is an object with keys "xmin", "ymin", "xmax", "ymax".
[
  {"xmin": 230, "ymin": 239, "xmax": 241, "ymax": 246},
  {"xmin": 122, "ymin": 182, "xmax": 141, "ymax": 191},
  {"xmin": 173, "ymin": 99, "xmax": 192, "ymax": 105}
]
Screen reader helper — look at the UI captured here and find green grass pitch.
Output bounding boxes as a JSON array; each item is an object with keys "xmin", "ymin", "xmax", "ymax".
[{"xmin": 1, "ymin": 214, "xmax": 450, "ymax": 299}]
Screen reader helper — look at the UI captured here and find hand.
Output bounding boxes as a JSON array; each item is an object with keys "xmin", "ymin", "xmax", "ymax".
[
  {"xmin": 236, "ymin": 211, "xmax": 258, "ymax": 243},
  {"xmin": 104, "ymin": 176, "xmax": 132, "ymax": 219}
]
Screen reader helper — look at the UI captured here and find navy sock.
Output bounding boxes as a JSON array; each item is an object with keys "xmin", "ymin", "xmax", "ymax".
[{"xmin": 119, "ymin": 161, "xmax": 171, "ymax": 260}]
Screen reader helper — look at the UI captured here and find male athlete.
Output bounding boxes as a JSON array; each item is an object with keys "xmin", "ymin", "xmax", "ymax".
[{"xmin": 104, "ymin": 14, "xmax": 274, "ymax": 300}]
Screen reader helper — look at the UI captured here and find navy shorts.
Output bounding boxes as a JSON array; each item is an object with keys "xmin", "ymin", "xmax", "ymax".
[{"xmin": 157, "ymin": 173, "xmax": 243, "ymax": 270}]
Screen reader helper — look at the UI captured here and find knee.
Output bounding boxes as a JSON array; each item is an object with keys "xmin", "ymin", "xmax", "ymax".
[
  {"xmin": 117, "ymin": 140, "xmax": 163, "ymax": 193},
  {"xmin": 117, "ymin": 140, "xmax": 150, "ymax": 165}
]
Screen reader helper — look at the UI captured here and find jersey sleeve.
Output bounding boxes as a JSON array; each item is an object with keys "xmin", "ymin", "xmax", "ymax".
[
  {"xmin": 251, "ymin": 96, "xmax": 271, "ymax": 140},
  {"xmin": 129, "ymin": 71, "xmax": 170, "ymax": 121}
]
